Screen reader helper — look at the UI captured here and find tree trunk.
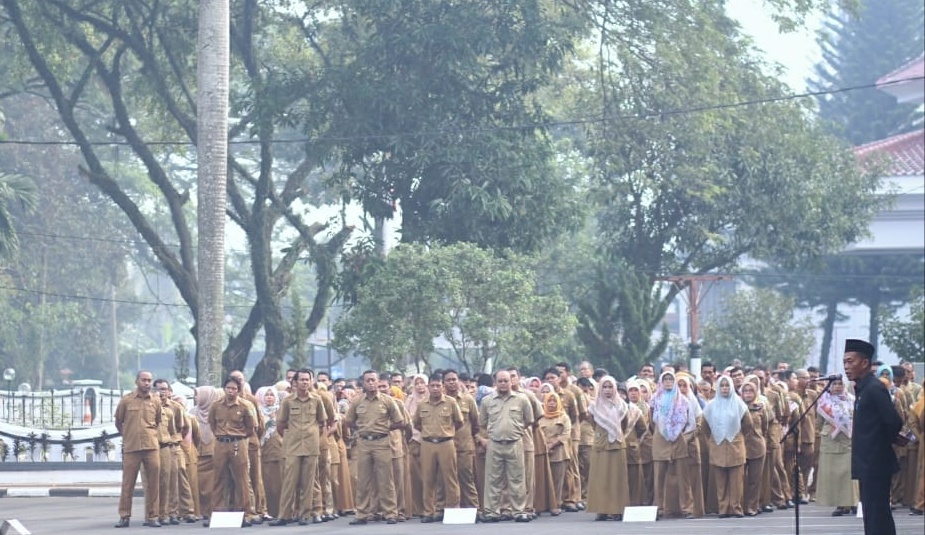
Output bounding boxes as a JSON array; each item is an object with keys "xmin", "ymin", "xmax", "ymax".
[
  {"xmin": 818, "ymin": 300, "xmax": 838, "ymax": 374},
  {"xmin": 868, "ymin": 294, "xmax": 881, "ymax": 352},
  {"xmin": 196, "ymin": 0, "xmax": 230, "ymax": 386}
]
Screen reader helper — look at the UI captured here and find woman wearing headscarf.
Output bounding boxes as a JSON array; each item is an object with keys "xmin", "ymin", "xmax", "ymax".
[
  {"xmin": 913, "ymin": 379, "xmax": 925, "ymax": 516},
  {"xmin": 740, "ymin": 381, "xmax": 768, "ymax": 516},
  {"xmin": 192, "ymin": 386, "xmax": 223, "ymax": 521},
  {"xmin": 637, "ymin": 380, "xmax": 656, "ymax": 505},
  {"xmin": 625, "ymin": 380, "xmax": 650, "ymax": 506},
  {"xmin": 587, "ymin": 375, "xmax": 637, "ymax": 520},
  {"xmin": 702, "ymin": 375, "xmax": 752, "ymax": 518},
  {"xmin": 649, "ymin": 371, "xmax": 696, "ymax": 519},
  {"xmin": 815, "ymin": 376, "xmax": 858, "ymax": 516},
  {"xmin": 676, "ymin": 374, "xmax": 705, "ymax": 518},
  {"xmin": 403, "ymin": 374, "xmax": 428, "ymax": 518},
  {"xmin": 255, "ymin": 386, "xmax": 284, "ymax": 519},
  {"xmin": 529, "ymin": 385, "xmax": 558, "ymax": 517},
  {"xmin": 538, "ymin": 390, "xmax": 572, "ymax": 515}
]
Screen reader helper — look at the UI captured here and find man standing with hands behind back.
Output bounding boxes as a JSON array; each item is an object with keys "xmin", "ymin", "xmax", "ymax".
[
  {"xmin": 114, "ymin": 371, "xmax": 163, "ymax": 528},
  {"xmin": 843, "ymin": 339, "xmax": 904, "ymax": 535}
]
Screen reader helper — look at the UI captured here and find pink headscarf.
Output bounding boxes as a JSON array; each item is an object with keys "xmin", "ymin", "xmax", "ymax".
[
  {"xmin": 588, "ymin": 376, "xmax": 628, "ymax": 443},
  {"xmin": 194, "ymin": 386, "xmax": 223, "ymax": 446}
]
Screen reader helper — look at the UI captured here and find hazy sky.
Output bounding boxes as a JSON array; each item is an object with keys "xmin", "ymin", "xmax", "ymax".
[{"xmin": 728, "ymin": 0, "xmax": 822, "ymax": 91}]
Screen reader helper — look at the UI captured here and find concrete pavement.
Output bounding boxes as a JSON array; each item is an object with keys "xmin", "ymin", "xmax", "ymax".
[{"xmin": 1, "ymin": 498, "xmax": 923, "ymax": 534}]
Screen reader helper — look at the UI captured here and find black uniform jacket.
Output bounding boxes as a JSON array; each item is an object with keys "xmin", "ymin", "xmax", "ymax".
[{"xmin": 850, "ymin": 372, "xmax": 903, "ymax": 480}]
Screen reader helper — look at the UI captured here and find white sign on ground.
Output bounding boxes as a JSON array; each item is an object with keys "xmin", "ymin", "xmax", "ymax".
[
  {"xmin": 442, "ymin": 508, "xmax": 477, "ymax": 524},
  {"xmin": 0, "ymin": 519, "xmax": 31, "ymax": 535},
  {"xmin": 622, "ymin": 506, "xmax": 658, "ymax": 522},
  {"xmin": 208, "ymin": 512, "xmax": 244, "ymax": 529}
]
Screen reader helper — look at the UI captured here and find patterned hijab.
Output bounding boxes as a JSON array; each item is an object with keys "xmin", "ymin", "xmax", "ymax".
[
  {"xmin": 193, "ymin": 386, "xmax": 223, "ymax": 446},
  {"xmin": 650, "ymin": 371, "xmax": 689, "ymax": 442},
  {"xmin": 589, "ymin": 375, "xmax": 629, "ymax": 443},
  {"xmin": 703, "ymin": 376, "xmax": 748, "ymax": 445},
  {"xmin": 817, "ymin": 380, "xmax": 854, "ymax": 438}
]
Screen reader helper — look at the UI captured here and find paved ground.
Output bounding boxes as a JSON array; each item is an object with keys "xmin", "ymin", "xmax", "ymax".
[{"xmin": 1, "ymin": 498, "xmax": 923, "ymax": 534}]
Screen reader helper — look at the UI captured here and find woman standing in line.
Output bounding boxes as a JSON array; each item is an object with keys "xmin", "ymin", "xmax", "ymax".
[
  {"xmin": 192, "ymin": 386, "xmax": 222, "ymax": 522},
  {"xmin": 625, "ymin": 381, "xmax": 650, "ymax": 505},
  {"xmin": 255, "ymin": 386, "xmax": 284, "ymax": 519},
  {"xmin": 740, "ymin": 381, "xmax": 768, "ymax": 516},
  {"xmin": 587, "ymin": 376, "xmax": 635, "ymax": 521},
  {"xmin": 675, "ymin": 374, "xmax": 705, "ymax": 518},
  {"xmin": 814, "ymin": 377, "xmax": 858, "ymax": 516},
  {"xmin": 649, "ymin": 371, "xmax": 696, "ymax": 519},
  {"xmin": 702, "ymin": 376, "xmax": 752, "ymax": 518},
  {"xmin": 538, "ymin": 390, "xmax": 572, "ymax": 514}
]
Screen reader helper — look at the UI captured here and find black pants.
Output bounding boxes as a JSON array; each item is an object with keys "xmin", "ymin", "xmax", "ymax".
[{"xmin": 859, "ymin": 476, "xmax": 896, "ymax": 535}]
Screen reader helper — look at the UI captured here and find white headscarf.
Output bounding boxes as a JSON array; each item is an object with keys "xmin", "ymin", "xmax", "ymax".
[
  {"xmin": 675, "ymin": 374, "xmax": 702, "ymax": 433},
  {"xmin": 588, "ymin": 376, "xmax": 628, "ymax": 443},
  {"xmin": 703, "ymin": 375, "xmax": 748, "ymax": 445}
]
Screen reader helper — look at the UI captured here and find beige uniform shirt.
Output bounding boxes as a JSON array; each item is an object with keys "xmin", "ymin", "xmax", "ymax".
[
  {"xmin": 345, "ymin": 392, "xmax": 403, "ymax": 437},
  {"xmin": 478, "ymin": 391, "xmax": 534, "ymax": 442},
  {"xmin": 278, "ymin": 392, "xmax": 327, "ymax": 456},
  {"xmin": 157, "ymin": 403, "xmax": 176, "ymax": 444},
  {"xmin": 208, "ymin": 397, "xmax": 256, "ymax": 438},
  {"xmin": 114, "ymin": 390, "xmax": 162, "ymax": 453},
  {"xmin": 413, "ymin": 395, "xmax": 463, "ymax": 439},
  {"xmin": 449, "ymin": 391, "xmax": 479, "ymax": 453}
]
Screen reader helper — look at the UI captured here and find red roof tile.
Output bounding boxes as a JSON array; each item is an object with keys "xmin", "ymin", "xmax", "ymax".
[
  {"xmin": 877, "ymin": 54, "xmax": 925, "ymax": 87},
  {"xmin": 854, "ymin": 129, "xmax": 924, "ymax": 176}
]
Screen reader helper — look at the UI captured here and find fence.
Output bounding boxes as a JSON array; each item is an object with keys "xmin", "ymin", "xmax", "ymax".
[{"xmin": 0, "ymin": 387, "xmax": 131, "ymax": 429}]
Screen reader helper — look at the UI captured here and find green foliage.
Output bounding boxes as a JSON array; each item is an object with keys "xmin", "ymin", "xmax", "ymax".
[
  {"xmin": 0, "ymin": 171, "xmax": 36, "ymax": 259},
  {"xmin": 881, "ymin": 287, "xmax": 925, "ymax": 362},
  {"xmin": 322, "ymin": 0, "xmax": 587, "ymax": 251},
  {"xmin": 811, "ymin": 0, "xmax": 924, "ymax": 145},
  {"xmin": 569, "ymin": 1, "xmax": 879, "ymax": 370},
  {"xmin": 701, "ymin": 288, "xmax": 816, "ymax": 368},
  {"xmin": 172, "ymin": 343, "xmax": 191, "ymax": 382},
  {"xmin": 333, "ymin": 243, "xmax": 575, "ymax": 374}
]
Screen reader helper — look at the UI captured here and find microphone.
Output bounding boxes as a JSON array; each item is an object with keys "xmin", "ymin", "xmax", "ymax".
[{"xmin": 808, "ymin": 374, "xmax": 841, "ymax": 383}]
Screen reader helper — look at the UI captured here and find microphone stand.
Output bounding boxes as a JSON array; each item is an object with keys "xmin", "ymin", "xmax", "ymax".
[{"xmin": 780, "ymin": 379, "xmax": 834, "ymax": 535}]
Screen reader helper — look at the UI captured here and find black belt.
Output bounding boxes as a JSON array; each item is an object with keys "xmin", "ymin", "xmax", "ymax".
[
  {"xmin": 422, "ymin": 437, "xmax": 453, "ymax": 444},
  {"xmin": 215, "ymin": 436, "xmax": 246, "ymax": 443},
  {"xmin": 159, "ymin": 443, "xmax": 172, "ymax": 448},
  {"xmin": 359, "ymin": 433, "xmax": 388, "ymax": 441},
  {"xmin": 491, "ymin": 438, "xmax": 520, "ymax": 445}
]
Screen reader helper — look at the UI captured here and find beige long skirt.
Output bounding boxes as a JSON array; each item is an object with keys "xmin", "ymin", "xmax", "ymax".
[{"xmin": 586, "ymin": 447, "xmax": 630, "ymax": 515}]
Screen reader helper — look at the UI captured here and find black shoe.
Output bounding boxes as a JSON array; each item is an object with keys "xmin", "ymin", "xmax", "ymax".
[
  {"xmin": 269, "ymin": 518, "xmax": 288, "ymax": 526},
  {"xmin": 562, "ymin": 505, "xmax": 579, "ymax": 513},
  {"xmin": 576, "ymin": 502, "xmax": 586, "ymax": 511},
  {"xmin": 114, "ymin": 518, "xmax": 130, "ymax": 528},
  {"xmin": 312, "ymin": 515, "xmax": 323, "ymax": 524},
  {"xmin": 202, "ymin": 520, "xmax": 210, "ymax": 528},
  {"xmin": 142, "ymin": 520, "xmax": 162, "ymax": 527},
  {"xmin": 241, "ymin": 520, "xmax": 252, "ymax": 527},
  {"xmin": 349, "ymin": 519, "xmax": 368, "ymax": 525},
  {"xmin": 612, "ymin": 515, "xmax": 623, "ymax": 521},
  {"xmin": 421, "ymin": 516, "xmax": 435, "ymax": 523},
  {"xmin": 776, "ymin": 504, "xmax": 788, "ymax": 510},
  {"xmin": 515, "ymin": 514, "xmax": 530, "ymax": 523},
  {"xmin": 184, "ymin": 516, "xmax": 198, "ymax": 523},
  {"xmin": 386, "ymin": 518, "xmax": 397, "ymax": 524},
  {"xmin": 798, "ymin": 499, "xmax": 809, "ymax": 505},
  {"xmin": 733, "ymin": 513, "xmax": 744, "ymax": 518},
  {"xmin": 169, "ymin": 517, "xmax": 180, "ymax": 525},
  {"xmin": 251, "ymin": 516, "xmax": 264, "ymax": 525},
  {"xmin": 719, "ymin": 514, "xmax": 730, "ymax": 519},
  {"xmin": 787, "ymin": 500, "xmax": 795, "ymax": 508},
  {"xmin": 762, "ymin": 505, "xmax": 774, "ymax": 513},
  {"xmin": 595, "ymin": 514, "xmax": 608, "ymax": 521},
  {"xmin": 298, "ymin": 518, "xmax": 309, "ymax": 526},
  {"xmin": 910, "ymin": 508, "xmax": 924, "ymax": 516}
]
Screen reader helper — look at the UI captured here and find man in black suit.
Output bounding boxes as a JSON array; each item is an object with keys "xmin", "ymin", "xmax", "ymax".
[{"xmin": 843, "ymin": 339, "xmax": 904, "ymax": 535}]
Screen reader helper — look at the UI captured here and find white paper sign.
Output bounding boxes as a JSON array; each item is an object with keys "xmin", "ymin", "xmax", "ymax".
[
  {"xmin": 856, "ymin": 502, "xmax": 863, "ymax": 518},
  {"xmin": 442, "ymin": 508, "xmax": 478, "ymax": 524},
  {"xmin": 622, "ymin": 506, "xmax": 658, "ymax": 522},
  {"xmin": 0, "ymin": 519, "xmax": 31, "ymax": 535},
  {"xmin": 209, "ymin": 511, "xmax": 245, "ymax": 529}
]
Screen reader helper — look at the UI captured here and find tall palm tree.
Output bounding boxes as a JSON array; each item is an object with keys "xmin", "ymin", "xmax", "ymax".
[
  {"xmin": 196, "ymin": 0, "xmax": 229, "ymax": 385},
  {"xmin": 0, "ymin": 172, "xmax": 37, "ymax": 259}
]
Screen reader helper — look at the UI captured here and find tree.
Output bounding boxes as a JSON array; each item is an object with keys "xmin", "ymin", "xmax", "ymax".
[
  {"xmin": 572, "ymin": 1, "xmax": 880, "ymax": 369},
  {"xmin": 701, "ymin": 288, "xmax": 816, "ymax": 368},
  {"xmin": 333, "ymin": 243, "xmax": 575, "ymax": 374},
  {"xmin": 196, "ymin": 0, "xmax": 230, "ymax": 386},
  {"xmin": 1, "ymin": 0, "xmax": 353, "ymax": 387},
  {"xmin": 811, "ymin": 0, "xmax": 924, "ymax": 145},
  {"xmin": 881, "ymin": 286, "xmax": 925, "ymax": 362},
  {"xmin": 0, "ymin": 171, "xmax": 36, "ymax": 259}
]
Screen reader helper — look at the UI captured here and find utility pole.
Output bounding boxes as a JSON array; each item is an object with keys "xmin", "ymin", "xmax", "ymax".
[{"xmin": 657, "ymin": 274, "xmax": 731, "ymax": 375}]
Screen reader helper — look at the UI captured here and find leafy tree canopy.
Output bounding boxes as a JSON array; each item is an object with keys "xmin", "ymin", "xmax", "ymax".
[{"xmin": 881, "ymin": 286, "xmax": 925, "ymax": 363}]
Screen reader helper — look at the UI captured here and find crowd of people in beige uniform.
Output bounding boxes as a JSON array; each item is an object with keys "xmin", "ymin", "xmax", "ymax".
[{"xmin": 112, "ymin": 357, "xmax": 924, "ymax": 528}]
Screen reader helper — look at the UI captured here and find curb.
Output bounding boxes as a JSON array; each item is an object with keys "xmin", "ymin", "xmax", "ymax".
[{"xmin": 0, "ymin": 487, "xmax": 143, "ymax": 498}]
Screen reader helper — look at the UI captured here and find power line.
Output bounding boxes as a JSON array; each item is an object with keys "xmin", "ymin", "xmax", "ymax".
[{"xmin": 0, "ymin": 77, "xmax": 920, "ymax": 148}]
